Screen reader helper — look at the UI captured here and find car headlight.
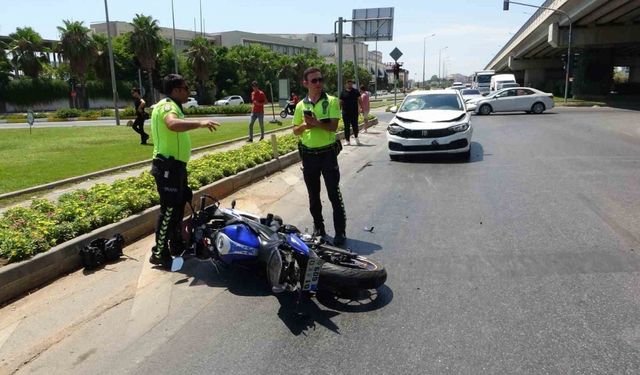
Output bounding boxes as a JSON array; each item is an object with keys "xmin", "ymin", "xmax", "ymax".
[
  {"xmin": 450, "ymin": 123, "xmax": 470, "ymax": 132},
  {"xmin": 387, "ymin": 123, "xmax": 406, "ymax": 135}
]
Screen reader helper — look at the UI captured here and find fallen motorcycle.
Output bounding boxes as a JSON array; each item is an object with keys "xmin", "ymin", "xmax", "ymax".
[{"xmin": 172, "ymin": 195, "xmax": 387, "ymax": 296}]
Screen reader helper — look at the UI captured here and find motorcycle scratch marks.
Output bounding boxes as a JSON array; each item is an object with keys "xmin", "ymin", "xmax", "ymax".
[{"xmin": 424, "ymin": 175, "xmax": 437, "ymax": 190}]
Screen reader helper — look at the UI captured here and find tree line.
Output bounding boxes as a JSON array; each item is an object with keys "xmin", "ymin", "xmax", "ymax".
[{"xmin": 0, "ymin": 15, "xmax": 375, "ymax": 109}]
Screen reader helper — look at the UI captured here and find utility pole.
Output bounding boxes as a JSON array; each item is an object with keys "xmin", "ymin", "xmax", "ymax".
[
  {"xmin": 103, "ymin": 0, "xmax": 120, "ymax": 125},
  {"xmin": 171, "ymin": 0, "xmax": 178, "ymax": 74},
  {"xmin": 422, "ymin": 33, "xmax": 435, "ymax": 88}
]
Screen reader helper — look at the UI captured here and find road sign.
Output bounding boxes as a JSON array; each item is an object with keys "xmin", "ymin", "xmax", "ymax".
[
  {"xmin": 352, "ymin": 7, "xmax": 394, "ymax": 42},
  {"xmin": 390, "ymin": 47, "xmax": 403, "ymax": 61},
  {"xmin": 26, "ymin": 111, "xmax": 35, "ymax": 126}
]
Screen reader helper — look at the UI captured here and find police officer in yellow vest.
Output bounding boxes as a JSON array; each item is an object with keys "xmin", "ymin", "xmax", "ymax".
[
  {"xmin": 293, "ymin": 67, "xmax": 347, "ymax": 246},
  {"xmin": 149, "ymin": 74, "xmax": 220, "ymax": 268}
]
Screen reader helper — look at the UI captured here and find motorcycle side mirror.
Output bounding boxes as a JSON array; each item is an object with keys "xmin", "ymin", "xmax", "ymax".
[
  {"xmin": 231, "ymin": 199, "xmax": 236, "ymax": 209},
  {"xmin": 171, "ymin": 256, "xmax": 184, "ymax": 272}
]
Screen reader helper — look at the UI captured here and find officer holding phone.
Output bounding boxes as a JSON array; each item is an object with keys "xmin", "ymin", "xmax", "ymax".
[{"xmin": 292, "ymin": 67, "xmax": 347, "ymax": 246}]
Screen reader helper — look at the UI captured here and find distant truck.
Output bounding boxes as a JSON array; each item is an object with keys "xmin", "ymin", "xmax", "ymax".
[
  {"xmin": 471, "ymin": 70, "xmax": 495, "ymax": 95},
  {"xmin": 490, "ymin": 74, "xmax": 517, "ymax": 92}
]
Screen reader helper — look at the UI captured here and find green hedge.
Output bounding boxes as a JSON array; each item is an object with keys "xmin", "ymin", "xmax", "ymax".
[
  {"xmin": 184, "ymin": 104, "xmax": 252, "ymax": 115},
  {"xmin": 0, "ymin": 134, "xmax": 299, "ymax": 263},
  {"xmin": 0, "ymin": 78, "xmax": 69, "ymax": 106},
  {"xmin": 0, "ymin": 78, "xmax": 135, "ymax": 106}
]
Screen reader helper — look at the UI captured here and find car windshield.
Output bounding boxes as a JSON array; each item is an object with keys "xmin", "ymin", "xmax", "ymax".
[
  {"xmin": 221, "ymin": 96, "xmax": 232, "ymax": 100},
  {"xmin": 399, "ymin": 94, "xmax": 463, "ymax": 112},
  {"xmin": 462, "ymin": 89, "xmax": 480, "ymax": 95},
  {"xmin": 477, "ymin": 75, "xmax": 492, "ymax": 84}
]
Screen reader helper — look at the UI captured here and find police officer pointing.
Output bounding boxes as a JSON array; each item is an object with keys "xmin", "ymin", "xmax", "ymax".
[
  {"xmin": 149, "ymin": 74, "xmax": 220, "ymax": 268},
  {"xmin": 293, "ymin": 67, "xmax": 347, "ymax": 246}
]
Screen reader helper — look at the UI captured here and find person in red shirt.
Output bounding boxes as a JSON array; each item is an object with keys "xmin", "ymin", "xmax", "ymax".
[{"xmin": 248, "ymin": 81, "xmax": 267, "ymax": 142}]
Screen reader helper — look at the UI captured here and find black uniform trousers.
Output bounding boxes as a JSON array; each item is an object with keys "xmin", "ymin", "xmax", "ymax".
[
  {"xmin": 300, "ymin": 144, "xmax": 346, "ymax": 236},
  {"xmin": 151, "ymin": 156, "xmax": 192, "ymax": 258}
]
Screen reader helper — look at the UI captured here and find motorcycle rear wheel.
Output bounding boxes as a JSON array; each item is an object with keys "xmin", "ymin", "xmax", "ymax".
[{"xmin": 319, "ymin": 256, "xmax": 387, "ymax": 293}]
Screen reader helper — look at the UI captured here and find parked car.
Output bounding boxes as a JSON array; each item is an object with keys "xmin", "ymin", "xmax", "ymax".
[
  {"xmin": 468, "ymin": 87, "xmax": 554, "ymax": 115},
  {"xmin": 387, "ymin": 89, "xmax": 473, "ymax": 161},
  {"xmin": 183, "ymin": 97, "xmax": 199, "ymax": 109},
  {"xmin": 214, "ymin": 95, "xmax": 244, "ymax": 106}
]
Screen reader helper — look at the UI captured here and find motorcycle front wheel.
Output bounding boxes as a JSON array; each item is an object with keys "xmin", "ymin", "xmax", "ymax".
[
  {"xmin": 318, "ymin": 256, "xmax": 387, "ymax": 293},
  {"xmin": 279, "ymin": 110, "xmax": 288, "ymax": 118}
]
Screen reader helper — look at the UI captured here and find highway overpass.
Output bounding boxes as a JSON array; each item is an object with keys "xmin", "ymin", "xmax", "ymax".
[{"xmin": 486, "ymin": 0, "xmax": 640, "ymax": 98}]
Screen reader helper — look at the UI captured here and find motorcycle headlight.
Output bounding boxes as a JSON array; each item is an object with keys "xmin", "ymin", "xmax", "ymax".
[
  {"xmin": 450, "ymin": 123, "xmax": 470, "ymax": 132},
  {"xmin": 387, "ymin": 123, "xmax": 406, "ymax": 135}
]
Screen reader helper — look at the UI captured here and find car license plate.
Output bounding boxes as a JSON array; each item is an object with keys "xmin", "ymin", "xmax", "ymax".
[
  {"xmin": 302, "ymin": 257, "xmax": 324, "ymax": 291},
  {"xmin": 421, "ymin": 130, "xmax": 429, "ymax": 136}
]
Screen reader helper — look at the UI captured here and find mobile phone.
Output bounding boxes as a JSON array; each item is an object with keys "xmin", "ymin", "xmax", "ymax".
[{"xmin": 303, "ymin": 109, "xmax": 314, "ymax": 117}]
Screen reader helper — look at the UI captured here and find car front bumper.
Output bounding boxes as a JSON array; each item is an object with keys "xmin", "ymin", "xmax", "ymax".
[{"xmin": 387, "ymin": 126, "xmax": 473, "ymax": 155}]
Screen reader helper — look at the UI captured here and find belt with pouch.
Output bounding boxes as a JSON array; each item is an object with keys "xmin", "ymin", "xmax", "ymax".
[{"xmin": 298, "ymin": 142, "xmax": 336, "ymax": 155}]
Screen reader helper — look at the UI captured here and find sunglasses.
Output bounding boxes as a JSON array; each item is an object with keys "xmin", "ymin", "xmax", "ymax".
[{"xmin": 309, "ymin": 77, "xmax": 324, "ymax": 84}]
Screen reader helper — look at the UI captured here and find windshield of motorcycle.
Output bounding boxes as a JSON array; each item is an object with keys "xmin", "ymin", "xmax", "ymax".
[{"xmin": 286, "ymin": 233, "xmax": 309, "ymax": 256}]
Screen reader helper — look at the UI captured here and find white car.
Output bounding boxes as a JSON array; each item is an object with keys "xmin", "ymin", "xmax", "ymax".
[
  {"xmin": 387, "ymin": 89, "xmax": 473, "ymax": 161},
  {"xmin": 461, "ymin": 89, "xmax": 483, "ymax": 102},
  {"xmin": 183, "ymin": 97, "xmax": 199, "ymax": 109},
  {"xmin": 468, "ymin": 87, "xmax": 554, "ymax": 115},
  {"xmin": 214, "ymin": 95, "xmax": 244, "ymax": 106}
]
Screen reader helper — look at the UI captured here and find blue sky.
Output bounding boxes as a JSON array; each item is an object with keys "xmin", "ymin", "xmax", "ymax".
[{"xmin": 0, "ymin": 0, "xmax": 543, "ymax": 77}]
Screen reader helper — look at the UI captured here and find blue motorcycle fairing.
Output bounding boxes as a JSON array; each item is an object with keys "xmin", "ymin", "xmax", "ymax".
[
  {"xmin": 286, "ymin": 233, "xmax": 309, "ymax": 256},
  {"xmin": 217, "ymin": 224, "xmax": 260, "ymax": 264}
]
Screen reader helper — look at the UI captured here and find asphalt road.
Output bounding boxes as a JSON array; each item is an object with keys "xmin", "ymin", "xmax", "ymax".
[{"xmin": 5, "ymin": 107, "xmax": 640, "ymax": 374}]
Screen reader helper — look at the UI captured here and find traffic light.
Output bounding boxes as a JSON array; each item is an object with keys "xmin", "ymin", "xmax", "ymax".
[
  {"xmin": 393, "ymin": 63, "xmax": 401, "ymax": 79},
  {"xmin": 503, "ymin": 0, "xmax": 509, "ymax": 11}
]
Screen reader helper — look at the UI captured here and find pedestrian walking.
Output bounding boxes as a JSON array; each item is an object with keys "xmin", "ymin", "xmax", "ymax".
[
  {"xmin": 247, "ymin": 81, "xmax": 266, "ymax": 142},
  {"xmin": 359, "ymin": 85, "xmax": 371, "ymax": 133},
  {"xmin": 149, "ymin": 74, "xmax": 221, "ymax": 269},
  {"xmin": 339, "ymin": 79, "xmax": 360, "ymax": 145},
  {"xmin": 292, "ymin": 67, "xmax": 347, "ymax": 246},
  {"xmin": 131, "ymin": 88, "xmax": 149, "ymax": 144}
]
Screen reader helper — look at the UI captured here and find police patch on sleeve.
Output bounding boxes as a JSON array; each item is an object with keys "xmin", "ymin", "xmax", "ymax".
[{"xmin": 163, "ymin": 103, "xmax": 172, "ymax": 112}]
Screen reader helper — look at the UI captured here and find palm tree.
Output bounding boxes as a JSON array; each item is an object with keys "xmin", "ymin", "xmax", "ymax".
[
  {"xmin": 130, "ymin": 14, "xmax": 163, "ymax": 101},
  {"xmin": 7, "ymin": 27, "xmax": 48, "ymax": 79},
  {"xmin": 186, "ymin": 36, "xmax": 215, "ymax": 102},
  {"xmin": 91, "ymin": 33, "xmax": 111, "ymax": 82},
  {"xmin": 57, "ymin": 20, "xmax": 96, "ymax": 108}
]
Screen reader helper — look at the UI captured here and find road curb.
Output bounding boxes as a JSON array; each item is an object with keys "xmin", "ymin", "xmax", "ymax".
[
  {"xmin": 0, "ymin": 150, "xmax": 301, "ymax": 305},
  {"xmin": 0, "ymin": 119, "xmax": 378, "ymax": 305}
]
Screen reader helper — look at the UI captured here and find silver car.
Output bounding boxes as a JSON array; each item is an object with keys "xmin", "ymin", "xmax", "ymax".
[
  {"xmin": 387, "ymin": 90, "xmax": 473, "ymax": 161},
  {"xmin": 469, "ymin": 87, "xmax": 554, "ymax": 115}
]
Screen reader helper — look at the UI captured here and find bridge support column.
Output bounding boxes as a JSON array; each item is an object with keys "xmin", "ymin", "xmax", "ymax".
[
  {"xmin": 572, "ymin": 48, "xmax": 614, "ymax": 99},
  {"xmin": 523, "ymin": 68, "xmax": 546, "ymax": 90}
]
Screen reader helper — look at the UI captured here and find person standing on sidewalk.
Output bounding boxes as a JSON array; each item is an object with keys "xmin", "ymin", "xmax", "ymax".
[
  {"xmin": 149, "ymin": 74, "xmax": 221, "ymax": 268},
  {"xmin": 292, "ymin": 67, "xmax": 347, "ymax": 246},
  {"xmin": 339, "ymin": 79, "xmax": 361, "ymax": 145},
  {"xmin": 247, "ymin": 81, "xmax": 266, "ymax": 142},
  {"xmin": 131, "ymin": 88, "xmax": 149, "ymax": 144},
  {"xmin": 359, "ymin": 85, "xmax": 371, "ymax": 133}
]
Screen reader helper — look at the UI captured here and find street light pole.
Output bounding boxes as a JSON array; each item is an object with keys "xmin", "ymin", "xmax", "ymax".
[
  {"xmin": 438, "ymin": 46, "xmax": 448, "ymax": 83},
  {"xmin": 503, "ymin": 0, "xmax": 573, "ymax": 102},
  {"xmin": 422, "ymin": 33, "xmax": 435, "ymax": 89},
  {"xmin": 103, "ymin": 0, "xmax": 120, "ymax": 125},
  {"xmin": 171, "ymin": 0, "xmax": 178, "ymax": 74}
]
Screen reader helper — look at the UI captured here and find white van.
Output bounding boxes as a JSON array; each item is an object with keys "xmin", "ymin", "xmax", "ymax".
[{"xmin": 490, "ymin": 74, "xmax": 516, "ymax": 92}]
